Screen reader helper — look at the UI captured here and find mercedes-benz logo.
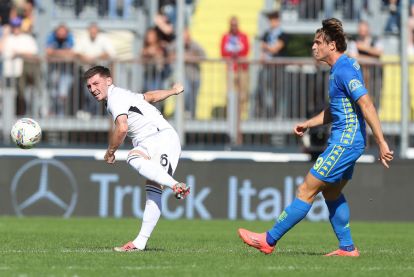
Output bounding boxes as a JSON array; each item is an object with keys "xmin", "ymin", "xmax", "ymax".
[{"xmin": 11, "ymin": 159, "xmax": 78, "ymax": 217}]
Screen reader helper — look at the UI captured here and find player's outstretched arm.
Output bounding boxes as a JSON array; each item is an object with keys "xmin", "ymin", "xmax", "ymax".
[
  {"xmin": 143, "ymin": 83, "xmax": 184, "ymax": 103},
  {"xmin": 357, "ymin": 94, "xmax": 394, "ymax": 168},
  {"xmin": 104, "ymin": 115, "xmax": 128, "ymax": 164},
  {"xmin": 294, "ymin": 106, "xmax": 332, "ymax": 136}
]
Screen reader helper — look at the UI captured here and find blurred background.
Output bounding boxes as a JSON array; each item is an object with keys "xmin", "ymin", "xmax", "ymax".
[{"xmin": 0, "ymin": 0, "xmax": 412, "ymax": 155}]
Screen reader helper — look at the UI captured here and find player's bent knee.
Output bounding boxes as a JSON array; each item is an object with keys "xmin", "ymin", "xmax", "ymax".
[
  {"xmin": 127, "ymin": 150, "xmax": 150, "ymax": 173},
  {"xmin": 146, "ymin": 180, "xmax": 163, "ymax": 191},
  {"xmin": 296, "ymin": 183, "xmax": 321, "ymax": 203},
  {"xmin": 322, "ymin": 189, "xmax": 342, "ymax": 201}
]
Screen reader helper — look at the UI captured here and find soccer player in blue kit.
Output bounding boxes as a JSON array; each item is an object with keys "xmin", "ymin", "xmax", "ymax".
[{"xmin": 238, "ymin": 18, "xmax": 394, "ymax": 256}]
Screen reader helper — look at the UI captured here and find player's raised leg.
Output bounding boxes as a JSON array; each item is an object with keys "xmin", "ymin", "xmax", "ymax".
[
  {"xmin": 238, "ymin": 173, "xmax": 325, "ymax": 254},
  {"xmin": 126, "ymin": 150, "xmax": 189, "ymax": 199},
  {"xmin": 323, "ymin": 179, "xmax": 359, "ymax": 257}
]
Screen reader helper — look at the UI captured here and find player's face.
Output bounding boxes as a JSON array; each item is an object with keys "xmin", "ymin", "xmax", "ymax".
[
  {"xmin": 86, "ymin": 73, "xmax": 112, "ymax": 101},
  {"xmin": 312, "ymin": 33, "xmax": 333, "ymax": 63}
]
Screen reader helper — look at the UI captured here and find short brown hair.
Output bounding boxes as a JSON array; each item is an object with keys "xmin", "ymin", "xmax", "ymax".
[
  {"xmin": 316, "ymin": 18, "xmax": 347, "ymax": 52},
  {"xmin": 83, "ymin": 66, "xmax": 111, "ymax": 80},
  {"xmin": 265, "ymin": 10, "xmax": 279, "ymax": 19}
]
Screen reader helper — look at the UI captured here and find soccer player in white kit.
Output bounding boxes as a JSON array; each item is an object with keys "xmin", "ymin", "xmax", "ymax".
[{"xmin": 83, "ymin": 65, "xmax": 190, "ymax": 252}]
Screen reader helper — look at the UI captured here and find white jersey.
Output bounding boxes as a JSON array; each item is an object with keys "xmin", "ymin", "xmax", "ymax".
[{"xmin": 106, "ymin": 85, "xmax": 173, "ymax": 145}]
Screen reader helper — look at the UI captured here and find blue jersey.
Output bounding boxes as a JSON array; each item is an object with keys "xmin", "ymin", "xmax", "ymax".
[{"xmin": 328, "ymin": 54, "xmax": 367, "ymax": 148}]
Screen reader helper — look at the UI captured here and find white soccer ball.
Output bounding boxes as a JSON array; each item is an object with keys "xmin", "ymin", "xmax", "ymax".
[{"xmin": 10, "ymin": 118, "xmax": 42, "ymax": 149}]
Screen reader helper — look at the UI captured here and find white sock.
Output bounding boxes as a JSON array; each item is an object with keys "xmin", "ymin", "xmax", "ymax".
[
  {"xmin": 127, "ymin": 155, "xmax": 177, "ymax": 189},
  {"xmin": 133, "ymin": 186, "xmax": 162, "ymax": 250}
]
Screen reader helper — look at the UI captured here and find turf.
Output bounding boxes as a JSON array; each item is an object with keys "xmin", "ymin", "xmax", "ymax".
[{"xmin": 0, "ymin": 217, "xmax": 413, "ymax": 277}]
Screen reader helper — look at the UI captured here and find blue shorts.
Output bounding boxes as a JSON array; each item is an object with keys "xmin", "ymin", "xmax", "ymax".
[{"xmin": 310, "ymin": 144, "xmax": 365, "ymax": 183}]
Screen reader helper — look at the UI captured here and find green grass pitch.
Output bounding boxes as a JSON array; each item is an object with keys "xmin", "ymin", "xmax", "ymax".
[{"xmin": 1, "ymin": 217, "xmax": 413, "ymax": 277}]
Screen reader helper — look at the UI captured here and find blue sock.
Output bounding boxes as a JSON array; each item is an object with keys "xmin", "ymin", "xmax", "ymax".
[
  {"xmin": 325, "ymin": 194, "xmax": 354, "ymax": 251},
  {"xmin": 267, "ymin": 198, "xmax": 312, "ymax": 243},
  {"xmin": 266, "ymin": 232, "xmax": 276, "ymax": 246}
]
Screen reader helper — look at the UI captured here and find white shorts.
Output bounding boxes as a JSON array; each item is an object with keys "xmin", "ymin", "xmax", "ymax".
[{"xmin": 131, "ymin": 128, "xmax": 181, "ymax": 175}]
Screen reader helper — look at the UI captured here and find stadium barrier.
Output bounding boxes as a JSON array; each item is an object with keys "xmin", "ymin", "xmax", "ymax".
[
  {"xmin": 0, "ymin": 151, "xmax": 412, "ymax": 221},
  {"xmin": 0, "ymin": 57, "xmax": 413, "ymax": 148}
]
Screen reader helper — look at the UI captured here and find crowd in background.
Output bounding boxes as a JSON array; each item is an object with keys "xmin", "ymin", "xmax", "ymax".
[
  {"xmin": 0, "ymin": 0, "xmax": 206, "ymax": 119},
  {"xmin": 0, "ymin": 0, "xmax": 414, "ymax": 121}
]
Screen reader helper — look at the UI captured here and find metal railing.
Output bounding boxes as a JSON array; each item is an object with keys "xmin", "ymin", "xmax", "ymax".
[{"xmin": 1, "ymin": 57, "xmax": 413, "ymax": 152}]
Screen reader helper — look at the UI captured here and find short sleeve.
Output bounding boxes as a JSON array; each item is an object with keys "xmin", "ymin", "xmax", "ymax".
[
  {"xmin": 109, "ymin": 97, "xmax": 130, "ymax": 122},
  {"xmin": 339, "ymin": 66, "xmax": 367, "ymax": 102},
  {"xmin": 109, "ymin": 92, "xmax": 144, "ymax": 122},
  {"xmin": 261, "ymin": 31, "xmax": 269, "ymax": 42}
]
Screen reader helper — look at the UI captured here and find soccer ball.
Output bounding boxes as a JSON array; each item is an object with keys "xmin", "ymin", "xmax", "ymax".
[{"xmin": 10, "ymin": 118, "xmax": 42, "ymax": 149}]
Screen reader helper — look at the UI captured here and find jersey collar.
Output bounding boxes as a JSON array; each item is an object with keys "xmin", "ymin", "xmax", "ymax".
[{"xmin": 331, "ymin": 54, "xmax": 347, "ymax": 72}]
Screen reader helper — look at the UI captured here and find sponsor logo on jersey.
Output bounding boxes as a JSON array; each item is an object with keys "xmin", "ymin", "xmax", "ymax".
[{"xmin": 348, "ymin": 79, "xmax": 362, "ymax": 92}]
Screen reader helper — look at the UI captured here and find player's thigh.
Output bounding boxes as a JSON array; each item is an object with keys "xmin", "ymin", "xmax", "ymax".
[{"xmin": 149, "ymin": 129, "xmax": 181, "ymax": 174}]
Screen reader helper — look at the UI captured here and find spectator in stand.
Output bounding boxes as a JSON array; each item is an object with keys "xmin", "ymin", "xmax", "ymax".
[
  {"xmin": 159, "ymin": 0, "xmax": 195, "ymax": 28},
  {"xmin": 74, "ymin": 0, "xmax": 109, "ymax": 18},
  {"xmin": 74, "ymin": 22, "xmax": 116, "ymax": 117},
  {"xmin": 141, "ymin": 27, "xmax": 171, "ymax": 113},
  {"xmin": 46, "ymin": 24, "xmax": 76, "ymax": 116},
  {"xmin": 348, "ymin": 20, "xmax": 383, "ymax": 59},
  {"xmin": 348, "ymin": 20, "xmax": 383, "ymax": 108},
  {"xmin": 220, "ymin": 16, "xmax": 250, "ymax": 120},
  {"xmin": 170, "ymin": 28, "xmax": 206, "ymax": 118},
  {"xmin": 154, "ymin": 12, "xmax": 175, "ymax": 44},
  {"xmin": 0, "ymin": 0, "xmax": 13, "ymax": 26},
  {"xmin": 384, "ymin": 0, "xmax": 400, "ymax": 34},
  {"xmin": 75, "ymin": 23, "xmax": 116, "ymax": 64},
  {"xmin": 256, "ymin": 10, "xmax": 288, "ymax": 118},
  {"xmin": 159, "ymin": 0, "xmax": 177, "ymax": 26},
  {"xmin": 0, "ymin": 0, "xmax": 15, "ymax": 78},
  {"xmin": 2, "ymin": 17, "xmax": 40, "ymax": 116},
  {"xmin": 407, "ymin": 0, "xmax": 414, "ymax": 54},
  {"xmin": 108, "ymin": 0, "xmax": 133, "ymax": 19},
  {"xmin": 20, "ymin": 0, "xmax": 34, "ymax": 33}
]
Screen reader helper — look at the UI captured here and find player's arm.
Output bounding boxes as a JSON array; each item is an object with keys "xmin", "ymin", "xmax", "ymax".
[
  {"xmin": 104, "ymin": 114, "xmax": 128, "ymax": 164},
  {"xmin": 143, "ymin": 83, "xmax": 184, "ymax": 103},
  {"xmin": 294, "ymin": 106, "xmax": 332, "ymax": 137},
  {"xmin": 357, "ymin": 94, "xmax": 394, "ymax": 168}
]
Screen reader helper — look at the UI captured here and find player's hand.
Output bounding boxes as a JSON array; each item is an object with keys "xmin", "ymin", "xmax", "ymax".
[
  {"xmin": 294, "ymin": 122, "xmax": 309, "ymax": 137},
  {"xmin": 378, "ymin": 140, "xmax": 394, "ymax": 168},
  {"xmin": 172, "ymin": 83, "xmax": 184, "ymax": 95},
  {"xmin": 104, "ymin": 150, "xmax": 116, "ymax": 164}
]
